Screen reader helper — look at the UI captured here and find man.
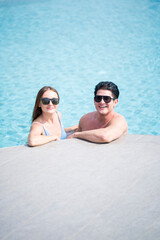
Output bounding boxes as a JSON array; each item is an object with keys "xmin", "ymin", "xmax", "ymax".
[{"xmin": 68, "ymin": 81, "xmax": 128, "ymax": 143}]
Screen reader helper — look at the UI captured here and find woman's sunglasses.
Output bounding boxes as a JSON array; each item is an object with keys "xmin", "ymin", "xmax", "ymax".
[
  {"xmin": 40, "ymin": 98, "xmax": 59, "ymax": 105},
  {"xmin": 94, "ymin": 95, "xmax": 115, "ymax": 103}
]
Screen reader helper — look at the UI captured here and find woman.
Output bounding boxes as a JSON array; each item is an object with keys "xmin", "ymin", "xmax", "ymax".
[{"xmin": 28, "ymin": 86, "xmax": 77, "ymax": 147}]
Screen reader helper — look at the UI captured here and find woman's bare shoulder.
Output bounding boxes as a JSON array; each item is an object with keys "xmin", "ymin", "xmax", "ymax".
[{"xmin": 31, "ymin": 117, "xmax": 44, "ymax": 131}]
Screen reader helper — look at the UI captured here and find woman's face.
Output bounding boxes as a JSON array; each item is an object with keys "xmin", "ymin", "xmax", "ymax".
[{"xmin": 39, "ymin": 90, "xmax": 59, "ymax": 114}]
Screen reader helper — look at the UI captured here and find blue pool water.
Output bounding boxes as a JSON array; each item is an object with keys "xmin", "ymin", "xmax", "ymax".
[{"xmin": 0, "ymin": 0, "xmax": 160, "ymax": 148}]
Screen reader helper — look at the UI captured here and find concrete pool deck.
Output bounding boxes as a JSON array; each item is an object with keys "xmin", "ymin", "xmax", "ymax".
[{"xmin": 0, "ymin": 134, "xmax": 160, "ymax": 240}]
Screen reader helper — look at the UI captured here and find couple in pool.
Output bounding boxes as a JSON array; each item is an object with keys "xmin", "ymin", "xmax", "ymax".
[{"xmin": 28, "ymin": 81, "xmax": 128, "ymax": 147}]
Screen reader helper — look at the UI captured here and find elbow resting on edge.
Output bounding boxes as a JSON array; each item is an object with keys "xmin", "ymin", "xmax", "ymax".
[
  {"xmin": 100, "ymin": 134, "xmax": 112, "ymax": 143},
  {"xmin": 27, "ymin": 136, "xmax": 36, "ymax": 147}
]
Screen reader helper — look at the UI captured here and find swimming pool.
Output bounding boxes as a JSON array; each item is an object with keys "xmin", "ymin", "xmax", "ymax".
[{"xmin": 0, "ymin": 0, "xmax": 160, "ymax": 148}]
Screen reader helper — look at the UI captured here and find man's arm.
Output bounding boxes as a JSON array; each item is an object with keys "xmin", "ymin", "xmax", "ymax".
[
  {"xmin": 64, "ymin": 125, "xmax": 78, "ymax": 133},
  {"xmin": 67, "ymin": 116, "xmax": 128, "ymax": 143}
]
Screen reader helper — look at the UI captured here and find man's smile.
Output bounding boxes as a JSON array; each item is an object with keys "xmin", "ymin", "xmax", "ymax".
[{"xmin": 99, "ymin": 105, "xmax": 107, "ymax": 109}]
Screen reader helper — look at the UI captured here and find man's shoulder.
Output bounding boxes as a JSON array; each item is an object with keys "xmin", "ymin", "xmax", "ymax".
[
  {"xmin": 111, "ymin": 113, "xmax": 128, "ymax": 132},
  {"xmin": 80, "ymin": 111, "xmax": 96, "ymax": 121},
  {"xmin": 114, "ymin": 112, "xmax": 127, "ymax": 122},
  {"xmin": 78, "ymin": 111, "xmax": 96, "ymax": 130}
]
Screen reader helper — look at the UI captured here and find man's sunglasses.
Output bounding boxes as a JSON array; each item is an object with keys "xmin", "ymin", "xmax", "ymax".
[
  {"xmin": 40, "ymin": 98, "xmax": 59, "ymax": 105},
  {"xmin": 94, "ymin": 95, "xmax": 115, "ymax": 103}
]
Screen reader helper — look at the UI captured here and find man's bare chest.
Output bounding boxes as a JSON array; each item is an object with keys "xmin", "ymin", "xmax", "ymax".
[{"xmin": 81, "ymin": 119, "xmax": 109, "ymax": 131}]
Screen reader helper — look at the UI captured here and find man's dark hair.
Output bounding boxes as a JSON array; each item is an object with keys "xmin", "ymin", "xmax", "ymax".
[{"xmin": 94, "ymin": 81, "xmax": 119, "ymax": 99}]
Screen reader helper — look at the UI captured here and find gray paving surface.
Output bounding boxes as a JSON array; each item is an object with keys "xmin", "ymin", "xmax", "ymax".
[{"xmin": 0, "ymin": 135, "xmax": 160, "ymax": 240}]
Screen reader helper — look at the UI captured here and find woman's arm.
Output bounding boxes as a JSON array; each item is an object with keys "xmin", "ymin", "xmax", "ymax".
[{"xmin": 28, "ymin": 123, "xmax": 59, "ymax": 147}]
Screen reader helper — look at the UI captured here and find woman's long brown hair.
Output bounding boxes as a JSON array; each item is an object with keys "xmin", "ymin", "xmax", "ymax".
[{"xmin": 32, "ymin": 86, "xmax": 59, "ymax": 122}]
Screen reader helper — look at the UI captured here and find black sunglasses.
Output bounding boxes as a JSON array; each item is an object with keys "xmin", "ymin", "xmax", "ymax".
[
  {"xmin": 94, "ymin": 95, "xmax": 115, "ymax": 103},
  {"xmin": 40, "ymin": 98, "xmax": 59, "ymax": 105}
]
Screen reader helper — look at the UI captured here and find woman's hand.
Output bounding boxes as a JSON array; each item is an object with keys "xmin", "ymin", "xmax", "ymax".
[{"xmin": 55, "ymin": 136, "xmax": 60, "ymax": 141}]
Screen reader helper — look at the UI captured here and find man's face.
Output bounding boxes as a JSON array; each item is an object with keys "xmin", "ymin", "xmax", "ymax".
[{"xmin": 94, "ymin": 89, "xmax": 118, "ymax": 115}]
